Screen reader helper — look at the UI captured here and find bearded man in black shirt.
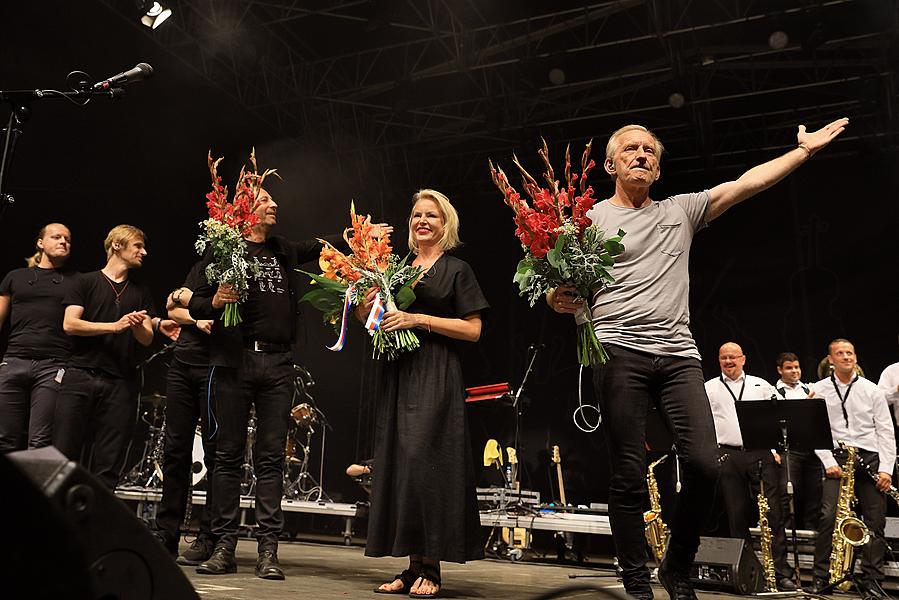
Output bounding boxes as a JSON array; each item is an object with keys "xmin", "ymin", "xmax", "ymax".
[
  {"xmin": 179, "ymin": 188, "xmax": 353, "ymax": 580},
  {"xmin": 54, "ymin": 224, "xmax": 179, "ymax": 489},
  {"xmin": 0, "ymin": 223, "xmax": 76, "ymax": 452}
]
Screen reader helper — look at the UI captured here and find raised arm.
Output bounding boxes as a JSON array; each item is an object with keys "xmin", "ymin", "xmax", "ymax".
[{"xmin": 705, "ymin": 118, "xmax": 848, "ymax": 221}]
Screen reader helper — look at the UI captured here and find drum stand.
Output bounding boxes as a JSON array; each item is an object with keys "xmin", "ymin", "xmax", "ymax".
[
  {"xmin": 283, "ymin": 366, "xmax": 332, "ymax": 502},
  {"xmin": 120, "ymin": 402, "xmax": 166, "ymax": 489},
  {"xmin": 240, "ymin": 409, "xmax": 257, "ymax": 496},
  {"xmin": 283, "ymin": 424, "xmax": 329, "ymax": 501}
]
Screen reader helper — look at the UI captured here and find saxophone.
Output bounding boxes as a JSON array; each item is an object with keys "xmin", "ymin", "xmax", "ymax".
[
  {"xmin": 828, "ymin": 442, "xmax": 871, "ymax": 592},
  {"xmin": 643, "ymin": 455, "xmax": 670, "ymax": 565},
  {"xmin": 757, "ymin": 477, "xmax": 778, "ymax": 592}
]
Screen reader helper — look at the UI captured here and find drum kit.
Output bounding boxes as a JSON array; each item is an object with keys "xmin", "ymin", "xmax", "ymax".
[{"xmin": 119, "ymin": 365, "xmax": 331, "ymax": 503}]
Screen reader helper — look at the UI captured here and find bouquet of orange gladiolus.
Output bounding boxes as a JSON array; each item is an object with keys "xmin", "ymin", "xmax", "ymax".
[{"xmin": 300, "ymin": 203, "xmax": 423, "ymax": 360}]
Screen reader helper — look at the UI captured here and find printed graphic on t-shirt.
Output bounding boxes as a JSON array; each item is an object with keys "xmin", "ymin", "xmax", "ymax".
[{"xmin": 255, "ymin": 255, "xmax": 286, "ymax": 294}]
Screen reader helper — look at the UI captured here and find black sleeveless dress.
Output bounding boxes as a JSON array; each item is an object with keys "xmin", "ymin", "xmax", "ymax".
[{"xmin": 364, "ymin": 254, "xmax": 488, "ymax": 563}]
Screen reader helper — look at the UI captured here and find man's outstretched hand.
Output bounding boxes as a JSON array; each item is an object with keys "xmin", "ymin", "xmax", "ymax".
[{"xmin": 798, "ymin": 118, "xmax": 848, "ymax": 155}]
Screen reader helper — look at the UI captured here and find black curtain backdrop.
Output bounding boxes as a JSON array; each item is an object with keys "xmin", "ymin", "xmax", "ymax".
[{"xmin": 2, "ymin": 1, "xmax": 897, "ymax": 511}]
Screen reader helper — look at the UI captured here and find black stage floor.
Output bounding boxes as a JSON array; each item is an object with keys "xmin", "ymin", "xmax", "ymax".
[{"xmin": 174, "ymin": 539, "xmax": 866, "ymax": 600}]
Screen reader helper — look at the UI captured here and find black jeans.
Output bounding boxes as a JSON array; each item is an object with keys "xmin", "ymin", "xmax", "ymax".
[
  {"xmin": 156, "ymin": 358, "xmax": 217, "ymax": 546},
  {"xmin": 780, "ymin": 449, "xmax": 823, "ymax": 531},
  {"xmin": 53, "ymin": 367, "xmax": 137, "ymax": 489},
  {"xmin": 813, "ymin": 448, "xmax": 887, "ymax": 585},
  {"xmin": 592, "ymin": 344, "xmax": 719, "ymax": 588},
  {"xmin": 210, "ymin": 350, "xmax": 293, "ymax": 552},
  {"xmin": 718, "ymin": 447, "xmax": 791, "ymax": 579},
  {"xmin": 0, "ymin": 356, "xmax": 63, "ymax": 452}
]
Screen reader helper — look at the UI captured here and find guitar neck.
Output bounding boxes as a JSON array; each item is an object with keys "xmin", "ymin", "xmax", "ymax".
[{"xmin": 556, "ymin": 462, "xmax": 567, "ymax": 506}]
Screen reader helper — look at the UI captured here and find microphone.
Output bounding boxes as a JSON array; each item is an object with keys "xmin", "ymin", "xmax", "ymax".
[
  {"xmin": 528, "ymin": 343, "xmax": 546, "ymax": 350},
  {"xmin": 92, "ymin": 63, "xmax": 154, "ymax": 90}
]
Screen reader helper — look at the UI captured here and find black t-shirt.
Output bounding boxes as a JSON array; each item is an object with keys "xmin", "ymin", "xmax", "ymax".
[
  {"xmin": 242, "ymin": 241, "xmax": 291, "ymax": 344},
  {"xmin": 173, "ymin": 261, "xmax": 210, "ymax": 366},
  {"xmin": 63, "ymin": 270, "xmax": 156, "ymax": 378},
  {"xmin": 0, "ymin": 267, "xmax": 78, "ymax": 360}
]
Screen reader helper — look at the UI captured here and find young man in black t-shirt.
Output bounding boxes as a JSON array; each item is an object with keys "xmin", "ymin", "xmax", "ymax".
[
  {"xmin": 0, "ymin": 223, "xmax": 76, "ymax": 452},
  {"xmin": 152, "ymin": 260, "xmax": 218, "ymax": 562},
  {"xmin": 54, "ymin": 224, "xmax": 178, "ymax": 489}
]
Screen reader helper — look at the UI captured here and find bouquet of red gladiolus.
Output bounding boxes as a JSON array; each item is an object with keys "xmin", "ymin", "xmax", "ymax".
[
  {"xmin": 300, "ymin": 203, "xmax": 423, "ymax": 360},
  {"xmin": 195, "ymin": 149, "xmax": 278, "ymax": 327},
  {"xmin": 489, "ymin": 139, "xmax": 625, "ymax": 366}
]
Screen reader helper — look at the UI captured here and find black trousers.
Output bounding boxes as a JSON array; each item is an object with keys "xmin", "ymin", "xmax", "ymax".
[
  {"xmin": 0, "ymin": 357, "xmax": 63, "ymax": 452},
  {"xmin": 209, "ymin": 350, "xmax": 293, "ymax": 552},
  {"xmin": 156, "ymin": 358, "xmax": 217, "ymax": 546},
  {"xmin": 718, "ymin": 447, "xmax": 791, "ymax": 579},
  {"xmin": 592, "ymin": 344, "xmax": 720, "ymax": 589},
  {"xmin": 779, "ymin": 449, "xmax": 823, "ymax": 531},
  {"xmin": 53, "ymin": 367, "xmax": 136, "ymax": 489},
  {"xmin": 813, "ymin": 448, "xmax": 887, "ymax": 585}
]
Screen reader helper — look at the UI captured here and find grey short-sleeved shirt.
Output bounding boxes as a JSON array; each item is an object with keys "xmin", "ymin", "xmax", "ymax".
[{"xmin": 584, "ymin": 191, "xmax": 710, "ymax": 359}]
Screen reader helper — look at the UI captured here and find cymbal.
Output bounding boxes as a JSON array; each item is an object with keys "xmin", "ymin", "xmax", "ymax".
[{"xmin": 143, "ymin": 392, "xmax": 166, "ymax": 406}]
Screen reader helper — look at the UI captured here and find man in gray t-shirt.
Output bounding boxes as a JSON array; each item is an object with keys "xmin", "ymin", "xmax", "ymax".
[{"xmin": 548, "ymin": 118, "xmax": 848, "ymax": 600}]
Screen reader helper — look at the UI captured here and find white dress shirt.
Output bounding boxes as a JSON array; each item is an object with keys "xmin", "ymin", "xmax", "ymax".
[
  {"xmin": 812, "ymin": 375, "xmax": 896, "ymax": 473},
  {"xmin": 705, "ymin": 372, "xmax": 776, "ymax": 447},
  {"xmin": 773, "ymin": 379, "xmax": 812, "ymax": 399},
  {"xmin": 877, "ymin": 362, "xmax": 899, "ymax": 422}
]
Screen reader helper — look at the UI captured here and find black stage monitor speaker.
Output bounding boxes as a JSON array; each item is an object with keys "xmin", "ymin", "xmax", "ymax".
[
  {"xmin": 1, "ymin": 446, "xmax": 197, "ymax": 600},
  {"xmin": 690, "ymin": 536, "xmax": 764, "ymax": 595}
]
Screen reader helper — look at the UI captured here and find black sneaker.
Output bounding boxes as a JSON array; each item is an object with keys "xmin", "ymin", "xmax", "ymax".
[
  {"xmin": 255, "ymin": 549, "xmax": 285, "ymax": 580},
  {"xmin": 859, "ymin": 581, "xmax": 890, "ymax": 600},
  {"xmin": 657, "ymin": 553, "xmax": 698, "ymax": 600},
  {"xmin": 196, "ymin": 546, "xmax": 237, "ymax": 575},
  {"xmin": 777, "ymin": 577, "xmax": 797, "ymax": 591},
  {"xmin": 177, "ymin": 535, "xmax": 215, "ymax": 566}
]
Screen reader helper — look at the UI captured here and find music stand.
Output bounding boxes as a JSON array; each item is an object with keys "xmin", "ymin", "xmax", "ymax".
[{"xmin": 736, "ymin": 399, "xmax": 834, "ymax": 593}]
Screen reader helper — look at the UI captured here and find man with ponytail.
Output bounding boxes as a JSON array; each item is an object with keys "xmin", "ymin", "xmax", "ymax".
[{"xmin": 0, "ymin": 223, "xmax": 76, "ymax": 452}]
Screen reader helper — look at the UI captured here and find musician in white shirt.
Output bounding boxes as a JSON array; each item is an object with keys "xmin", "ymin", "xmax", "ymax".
[
  {"xmin": 771, "ymin": 352, "xmax": 822, "ymax": 531},
  {"xmin": 705, "ymin": 342, "xmax": 794, "ymax": 590},
  {"xmin": 811, "ymin": 339, "xmax": 895, "ymax": 597},
  {"xmin": 877, "ymin": 359, "xmax": 899, "ymax": 422}
]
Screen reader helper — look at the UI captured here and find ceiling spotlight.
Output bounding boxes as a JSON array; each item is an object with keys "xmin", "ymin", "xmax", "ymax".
[
  {"xmin": 668, "ymin": 92, "xmax": 686, "ymax": 109},
  {"xmin": 548, "ymin": 67, "xmax": 566, "ymax": 86},
  {"xmin": 140, "ymin": 1, "xmax": 172, "ymax": 29},
  {"xmin": 768, "ymin": 30, "xmax": 789, "ymax": 50}
]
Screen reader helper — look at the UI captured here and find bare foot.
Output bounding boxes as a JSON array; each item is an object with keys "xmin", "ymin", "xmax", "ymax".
[
  {"xmin": 410, "ymin": 576, "xmax": 440, "ymax": 597},
  {"xmin": 378, "ymin": 578, "xmax": 406, "ymax": 592}
]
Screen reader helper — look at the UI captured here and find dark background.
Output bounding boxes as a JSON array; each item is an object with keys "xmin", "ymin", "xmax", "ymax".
[{"xmin": 1, "ymin": 0, "xmax": 897, "ymax": 511}]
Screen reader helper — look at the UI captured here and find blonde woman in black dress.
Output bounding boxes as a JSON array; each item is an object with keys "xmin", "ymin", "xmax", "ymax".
[{"xmin": 358, "ymin": 189, "xmax": 487, "ymax": 598}]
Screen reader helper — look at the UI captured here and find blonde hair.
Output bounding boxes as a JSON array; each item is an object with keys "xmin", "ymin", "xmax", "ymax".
[
  {"xmin": 25, "ymin": 223, "xmax": 70, "ymax": 268},
  {"xmin": 104, "ymin": 224, "xmax": 145, "ymax": 259},
  {"xmin": 407, "ymin": 189, "xmax": 461, "ymax": 254},
  {"xmin": 605, "ymin": 124, "xmax": 665, "ymax": 160}
]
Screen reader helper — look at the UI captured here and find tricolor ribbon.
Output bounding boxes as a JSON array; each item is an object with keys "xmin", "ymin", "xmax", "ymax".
[
  {"xmin": 326, "ymin": 286, "xmax": 355, "ymax": 352},
  {"xmin": 365, "ymin": 296, "xmax": 386, "ymax": 334}
]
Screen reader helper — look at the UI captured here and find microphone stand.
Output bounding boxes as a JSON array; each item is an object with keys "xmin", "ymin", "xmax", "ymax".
[
  {"xmin": 0, "ymin": 85, "xmax": 124, "ymax": 219},
  {"xmin": 511, "ymin": 344, "xmax": 541, "ymax": 484}
]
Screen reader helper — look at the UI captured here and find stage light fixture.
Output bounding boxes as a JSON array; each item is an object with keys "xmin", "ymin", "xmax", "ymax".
[
  {"xmin": 668, "ymin": 92, "xmax": 686, "ymax": 109},
  {"xmin": 140, "ymin": 1, "xmax": 172, "ymax": 29},
  {"xmin": 768, "ymin": 30, "xmax": 789, "ymax": 50},
  {"xmin": 548, "ymin": 67, "xmax": 566, "ymax": 86}
]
